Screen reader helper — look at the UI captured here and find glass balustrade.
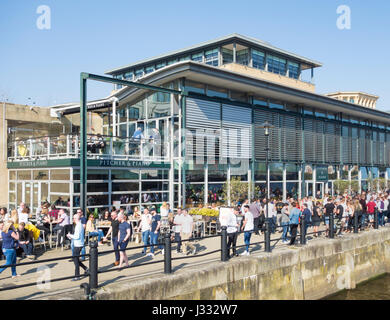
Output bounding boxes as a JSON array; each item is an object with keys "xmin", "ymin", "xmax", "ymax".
[{"xmin": 8, "ymin": 134, "xmax": 170, "ymax": 162}]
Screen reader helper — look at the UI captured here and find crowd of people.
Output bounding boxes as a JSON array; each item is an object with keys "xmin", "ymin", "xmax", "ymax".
[{"xmin": 1, "ymin": 191, "xmax": 390, "ymax": 281}]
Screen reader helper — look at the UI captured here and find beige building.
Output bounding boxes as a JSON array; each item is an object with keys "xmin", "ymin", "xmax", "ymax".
[
  {"xmin": 326, "ymin": 92, "xmax": 379, "ymax": 109},
  {"xmin": 0, "ymin": 101, "xmax": 102, "ymax": 208}
]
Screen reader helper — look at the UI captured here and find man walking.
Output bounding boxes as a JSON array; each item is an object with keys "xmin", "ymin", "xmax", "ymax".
[
  {"xmin": 103, "ymin": 210, "xmax": 120, "ymax": 266},
  {"xmin": 288, "ymin": 202, "xmax": 301, "ymax": 246},
  {"xmin": 67, "ymin": 214, "xmax": 88, "ymax": 281},
  {"xmin": 180, "ymin": 209, "xmax": 196, "ymax": 255},
  {"xmin": 249, "ymin": 199, "xmax": 261, "ymax": 235}
]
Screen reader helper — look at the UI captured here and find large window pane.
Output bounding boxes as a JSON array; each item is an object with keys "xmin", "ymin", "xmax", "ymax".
[
  {"xmin": 236, "ymin": 49, "xmax": 249, "ymax": 66},
  {"xmin": 207, "ymin": 85, "xmax": 228, "ymax": 99},
  {"xmin": 73, "ymin": 169, "xmax": 109, "ymax": 181},
  {"xmin": 147, "ymin": 92, "xmax": 171, "ymax": 118},
  {"xmin": 270, "ymin": 163, "xmax": 283, "ymax": 181},
  {"xmin": 112, "ymin": 182, "xmax": 139, "ymax": 192},
  {"xmin": 111, "ymin": 169, "xmax": 139, "ymax": 180},
  {"xmin": 286, "ymin": 182, "xmax": 299, "ymax": 198},
  {"xmin": 252, "ymin": 49, "xmax": 265, "ymax": 70},
  {"xmin": 266, "ymin": 55, "xmax": 286, "ymax": 75},
  {"xmin": 186, "ymin": 168, "xmax": 205, "ymax": 183},
  {"xmin": 33, "ymin": 170, "xmax": 49, "ymax": 180},
  {"xmin": 208, "ymin": 165, "xmax": 227, "ymax": 182},
  {"xmin": 51, "ymin": 183, "xmax": 70, "ymax": 193},
  {"xmin": 205, "ymin": 48, "xmax": 219, "ymax": 66},
  {"xmin": 9, "ymin": 171, "xmax": 16, "ymax": 180},
  {"xmin": 222, "ymin": 48, "xmax": 233, "ymax": 64},
  {"xmin": 186, "ymin": 80, "xmax": 205, "ymax": 95},
  {"xmin": 112, "ymin": 193, "xmax": 139, "ymax": 204},
  {"xmin": 51, "ymin": 169, "xmax": 70, "ymax": 181},
  {"xmin": 186, "ymin": 184, "xmax": 204, "ymax": 206},
  {"xmin": 286, "ymin": 164, "xmax": 299, "ymax": 180},
  {"xmin": 207, "ymin": 184, "xmax": 225, "ymax": 204},
  {"xmin": 288, "ymin": 61, "xmax": 300, "ymax": 79},
  {"xmin": 50, "ymin": 195, "xmax": 70, "ymax": 207},
  {"xmin": 141, "ymin": 170, "xmax": 169, "ymax": 180},
  {"xmin": 254, "ymin": 162, "xmax": 266, "ymax": 181},
  {"xmin": 142, "ymin": 181, "xmax": 169, "ymax": 191},
  {"xmin": 17, "ymin": 170, "xmax": 31, "ymax": 180}
]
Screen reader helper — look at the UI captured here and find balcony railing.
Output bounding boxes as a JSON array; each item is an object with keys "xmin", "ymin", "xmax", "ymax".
[{"xmin": 8, "ymin": 134, "xmax": 170, "ymax": 162}]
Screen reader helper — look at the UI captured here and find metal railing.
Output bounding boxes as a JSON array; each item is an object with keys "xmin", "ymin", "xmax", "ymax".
[
  {"xmin": 0, "ymin": 209, "xmax": 383, "ymax": 299},
  {"xmin": 7, "ymin": 134, "xmax": 170, "ymax": 162}
]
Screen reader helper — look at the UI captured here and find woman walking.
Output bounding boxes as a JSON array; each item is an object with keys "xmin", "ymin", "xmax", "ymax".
[
  {"xmin": 312, "ymin": 202, "xmax": 322, "ymax": 237},
  {"xmin": 0, "ymin": 221, "xmax": 20, "ymax": 278},
  {"xmin": 117, "ymin": 213, "xmax": 132, "ymax": 269}
]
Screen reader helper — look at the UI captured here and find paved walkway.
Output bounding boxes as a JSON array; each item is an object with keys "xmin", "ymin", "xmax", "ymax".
[{"xmin": 0, "ymin": 225, "xmax": 344, "ymax": 300}]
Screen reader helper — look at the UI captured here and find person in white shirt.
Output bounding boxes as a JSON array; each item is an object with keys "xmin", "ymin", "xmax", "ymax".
[
  {"xmin": 17, "ymin": 202, "xmax": 25, "ymax": 216},
  {"xmin": 18, "ymin": 208, "xmax": 29, "ymax": 224},
  {"xmin": 173, "ymin": 208, "xmax": 183, "ymax": 253},
  {"xmin": 384, "ymin": 195, "xmax": 389, "ymax": 224},
  {"xmin": 240, "ymin": 205, "xmax": 253, "ymax": 256},
  {"xmin": 67, "ymin": 214, "xmax": 88, "ymax": 281},
  {"xmin": 160, "ymin": 202, "xmax": 169, "ymax": 218},
  {"xmin": 180, "ymin": 209, "xmax": 196, "ymax": 255},
  {"xmin": 220, "ymin": 207, "xmax": 239, "ymax": 258},
  {"xmin": 136, "ymin": 208, "xmax": 152, "ymax": 255}
]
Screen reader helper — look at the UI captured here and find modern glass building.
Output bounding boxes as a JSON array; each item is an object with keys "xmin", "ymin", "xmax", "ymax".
[{"xmin": 7, "ymin": 34, "xmax": 390, "ymax": 216}]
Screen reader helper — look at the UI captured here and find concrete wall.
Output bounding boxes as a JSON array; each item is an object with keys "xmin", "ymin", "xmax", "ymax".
[
  {"xmin": 52, "ymin": 226, "xmax": 390, "ymax": 300},
  {"xmin": 219, "ymin": 63, "xmax": 316, "ymax": 93}
]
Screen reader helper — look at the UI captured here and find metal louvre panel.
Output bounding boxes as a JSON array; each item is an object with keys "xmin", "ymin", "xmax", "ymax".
[
  {"xmin": 365, "ymin": 130, "xmax": 372, "ymax": 164},
  {"xmin": 386, "ymin": 133, "xmax": 390, "ymax": 166},
  {"xmin": 359, "ymin": 128, "xmax": 367, "ymax": 164},
  {"xmin": 372, "ymin": 131, "xmax": 379, "ymax": 165},
  {"xmin": 186, "ymin": 98, "xmax": 221, "ymax": 160},
  {"xmin": 342, "ymin": 126, "xmax": 351, "ymax": 164},
  {"xmin": 379, "ymin": 132, "xmax": 385, "ymax": 165},
  {"xmin": 222, "ymin": 104, "xmax": 252, "ymax": 159},
  {"xmin": 315, "ymin": 120, "xmax": 325, "ymax": 163},
  {"xmin": 281, "ymin": 114, "xmax": 302, "ymax": 162},
  {"xmin": 351, "ymin": 127, "xmax": 359, "ymax": 164},
  {"xmin": 254, "ymin": 109, "xmax": 280, "ymax": 161},
  {"xmin": 304, "ymin": 118, "xmax": 315, "ymax": 162}
]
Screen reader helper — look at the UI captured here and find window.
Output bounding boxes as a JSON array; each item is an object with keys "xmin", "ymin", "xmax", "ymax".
[
  {"xmin": 350, "ymin": 98, "xmax": 355, "ymax": 103},
  {"xmin": 186, "ymin": 80, "xmax": 205, "ymax": 95},
  {"xmin": 222, "ymin": 48, "xmax": 233, "ymax": 64},
  {"xmin": 253, "ymin": 96, "xmax": 268, "ymax": 107},
  {"xmin": 266, "ymin": 55, "xmax": 286, "ymax": 75},
  {"xmin": 167, "ymin": 59, "xmax": 178, "ymax": 65},
  {"xmin": 252, "ymin": 49, "xmax": 265, "ymax": 70},
  {"xmin": 180, "ymin": 56, "xmax": 190, "ymax": 61},
  {"xmin": 207, "ymin": 85, "xmax": 228, "ymax": 99},
  {"xmin": 205, "ymin": 48, "xmax": 219, "ymax": 66},
  {"xmin": 155, "ymin": 62, "xmax": 166, "ymax": 70},
  {"xmin": 269, "ymin": 100, "xmax": 284, "ymax": 110},
  {"xmin": 236, "ymin": 49, "xmax": 249, "ymax": 66},
  {"xmin": 124, "ymin": 72, "xmax": 133, "ymax": 80},
  {"xmin": 145, "ymin": 65, "xmax": 155, "ymax": 74},
  {"xmin": 191, "ymin": 52, "xmax": 203, "ymax": 62},
  {"xmin": 135, "ymin": 68, "xmax": 144, "ymax": 79},
  {"xmin": 230, "ymin": 90, "xmax": 247, "ymax": 103},
  {"xmin": 288, "ymin": 61, "xmax": 300, "ymax": 79}
]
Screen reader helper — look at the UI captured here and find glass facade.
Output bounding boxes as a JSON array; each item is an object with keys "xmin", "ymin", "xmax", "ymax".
[
  {"xmin": 252, "ymin": 49, "xmax": 265, "ymax": 70},
  {"xmin": 267, "ymin": 54, "xmax": 286, "ymax": 75}
]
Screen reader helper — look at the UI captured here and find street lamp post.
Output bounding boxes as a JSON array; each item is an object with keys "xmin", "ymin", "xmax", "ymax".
[{"xmin": 258, "ymin": 121, "xmax": 274, "ymax": 253}]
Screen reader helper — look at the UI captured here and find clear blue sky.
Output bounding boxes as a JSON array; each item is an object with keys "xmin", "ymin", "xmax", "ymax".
[{"xmin": 0, "ymin": 0, "xmax": 389, "ymax": 110}]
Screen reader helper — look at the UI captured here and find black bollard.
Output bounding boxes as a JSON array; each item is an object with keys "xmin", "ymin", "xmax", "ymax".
[
  {"xmin": 300, "ymin": 218, "xmax": 306, "ymax": 245},
  {"xmin": 329, "ymin": 213, "xmax": 335, "ymax": 239},
  {"xmin": 354, "ymin": 213, "xmax": 359, "ymax": 233},
  {"xmin": 374, "ymin": 208, "xmax": 379, "ymax": 229},
  {"xmin": 221, "ymin": 226, "xmax": 228, "ymax": 261},
  {"xmin": 89, "ymin": 241, "xmax": 98, "ymax": 290},
  {"xmin": 264, "ymin": 219, "xmax": 271, "ymax": 252},
  {"xmin": 164, "ymin": 233, "xmax": 172, "ymax": 274}
]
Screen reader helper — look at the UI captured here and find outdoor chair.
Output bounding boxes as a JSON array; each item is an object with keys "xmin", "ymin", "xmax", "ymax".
[{"xmin": 33, "ymin": 229, "xmax": 47, "ymax": 252}]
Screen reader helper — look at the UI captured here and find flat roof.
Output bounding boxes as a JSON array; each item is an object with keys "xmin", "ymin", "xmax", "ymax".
[{"xmin": 105, "ymin": 33, "xmax": 323, "ymax": 75}]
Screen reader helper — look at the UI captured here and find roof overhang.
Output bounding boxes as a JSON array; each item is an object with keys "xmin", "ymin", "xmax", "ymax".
[
  {"xmin": 105, "ymin": 33, "xmax": 322, "ymax": 75},
  {"xmin": 115, "ymin": 61, "xmax": 390, "ymax": 124}
]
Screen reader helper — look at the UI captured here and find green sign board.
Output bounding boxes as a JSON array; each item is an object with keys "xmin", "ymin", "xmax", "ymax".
[{"xmin": 316, "ymin": 167, "xmax": 329, "ymax": 182}]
